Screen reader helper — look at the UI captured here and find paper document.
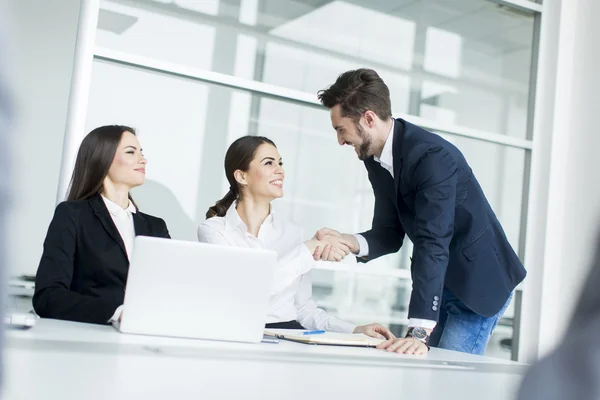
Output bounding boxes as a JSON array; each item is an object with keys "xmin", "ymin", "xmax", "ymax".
[{"xmin": 263, "ymin": 329, "xmax": 385, "ymax": 347}]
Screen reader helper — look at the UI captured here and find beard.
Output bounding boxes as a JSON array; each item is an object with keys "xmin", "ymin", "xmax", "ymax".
[{"xmin": 355, "ymin": 123, "xmax": 372, "ymax": 160}]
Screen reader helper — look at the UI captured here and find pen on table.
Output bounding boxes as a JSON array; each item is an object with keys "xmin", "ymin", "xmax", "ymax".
[{"xmin": 302, "ymin": 330, "xmax": 326, "ymax": 335}]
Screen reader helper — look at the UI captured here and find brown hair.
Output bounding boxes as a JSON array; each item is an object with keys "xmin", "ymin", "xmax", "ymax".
[
  {"xmin": 66, "ymin": 125, "xmax": 138, "ymax": 208},
  {"xmin": 206, "ymin": 135, "xmax": 276, "ymax": 219},
  {"xmin": 317, "ymin": 68, "xmax": 392, "ymax": 122}
]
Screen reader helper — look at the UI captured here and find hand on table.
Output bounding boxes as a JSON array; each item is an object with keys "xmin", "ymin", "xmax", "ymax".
[
  {"xmin": 353, "ymin": 323, "xmax": 395, "ymax": 340},
  {"xmin": 376, "ymin": 337, "xmax": 429, "ymax": 355}
]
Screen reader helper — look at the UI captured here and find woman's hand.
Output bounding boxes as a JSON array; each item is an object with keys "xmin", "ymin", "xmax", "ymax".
[
  {"xmin": 304, "ymin": 239, "xmax": 321, "ymax": 254},
  {"xmin": 315, "ymin": 228, "xmax": 359, "ymax": 253},
  {"xmin": 353, "ymin": 323, "xmax": 395, "ymax": 340},
  {"xmin": 309, "ymin": 232, "xmax": 353, "ymax": 262},
  {"xmin": 311, "ymin": 228, "xmax": 359, "ymax": 261},
  {"xmin": 304, "ymin": 239, "xmax": 348, "ymax": 261}
]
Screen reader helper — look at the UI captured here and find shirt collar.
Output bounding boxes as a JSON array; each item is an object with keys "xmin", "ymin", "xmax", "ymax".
[
  {"xmin": 374, "ymin": 119, "xmax": 394, "ymax": 170},
  {"xmin": 101, "ymin": 195, "xmax": 137, "ymax": 216},
  {"xmin": 224, "ymin": 201, "xmax": 276, "ymax": 232}
]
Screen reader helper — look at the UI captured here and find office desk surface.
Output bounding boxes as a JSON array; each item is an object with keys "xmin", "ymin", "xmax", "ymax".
[{"xmin": 4, "ymin": 319, "xmax": 527, "ymax": 400}]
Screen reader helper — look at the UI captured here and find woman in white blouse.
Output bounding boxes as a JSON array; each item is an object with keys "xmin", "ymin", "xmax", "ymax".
[{"xmin": 198, "ymin": 135, "xmax": 393, "ymax": 339}]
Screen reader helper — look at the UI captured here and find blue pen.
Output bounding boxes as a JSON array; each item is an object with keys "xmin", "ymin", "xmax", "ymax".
[{"xmin": 302, "ymin": 330, "xmax": 326, "ymax": 335}]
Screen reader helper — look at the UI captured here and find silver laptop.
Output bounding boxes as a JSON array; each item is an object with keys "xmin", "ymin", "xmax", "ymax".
[{"xmin": 117, "ymin": 236, "xmax": 276, "ymax": 344}]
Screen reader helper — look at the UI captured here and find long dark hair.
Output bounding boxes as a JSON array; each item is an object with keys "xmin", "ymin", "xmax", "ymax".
[
  {"xmin": 66, "ymin": 125, "xmax": 138, "ymax": 206},
  {"xmin": 206, "ymin": 135, "xmax": 276, "ymax": 219}
]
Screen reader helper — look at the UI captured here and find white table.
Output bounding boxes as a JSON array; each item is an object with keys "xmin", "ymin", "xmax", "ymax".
[{"xmin": 3, "ymin": 319, "xmax": 527, "ymax": 400}]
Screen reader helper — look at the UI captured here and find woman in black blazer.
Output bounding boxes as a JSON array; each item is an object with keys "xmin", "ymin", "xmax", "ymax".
[{"xmin": 33, "ymin": 125, "xmax": 170, "ymax": 325}]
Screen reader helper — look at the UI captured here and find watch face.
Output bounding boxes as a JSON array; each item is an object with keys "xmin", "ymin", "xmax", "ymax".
[{"xmin": 411, "ymin": 327, "xmax": 428, "ymax": 340}]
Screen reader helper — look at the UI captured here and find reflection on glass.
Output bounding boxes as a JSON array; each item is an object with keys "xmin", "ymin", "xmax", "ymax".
[{"xmin": 97, "ymin": 0, "xmax": 534, "ymax": 138}]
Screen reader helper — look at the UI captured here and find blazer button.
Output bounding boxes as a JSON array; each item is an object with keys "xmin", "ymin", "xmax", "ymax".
[
  {"xmin": 433, "ymin": 301, "xmax": 438, "ymax": 306},
  {"xmin": 432, "ymin": 306, "xmax": 438, "ymax": 311},
  {"xmin": 434, "ymin": 296, "xmax": 439, "ymax": 301}
]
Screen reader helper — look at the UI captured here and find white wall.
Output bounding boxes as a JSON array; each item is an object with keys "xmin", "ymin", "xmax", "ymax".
[
  {"xmin": 520, "ymin": 0, "xmax": 600, "ymax": 362},
  {"xmin": 5, "ymin": 0, "xmax": 81, "ymax": 277}
]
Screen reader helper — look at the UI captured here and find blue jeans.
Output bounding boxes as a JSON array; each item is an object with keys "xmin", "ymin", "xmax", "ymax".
[{"xmin": 428, "ymin": 288, "xmax": 512, "ymax": 355}]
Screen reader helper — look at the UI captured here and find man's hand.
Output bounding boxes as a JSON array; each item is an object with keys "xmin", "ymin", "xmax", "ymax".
[
  {"xmin": 353, "ymin": 323, "xmax": 395, "ymax": 340},
  {"xmin": 314, "ymin": 227, "xmax": 342, "ymax": 240},
  {"xmin": 314, "ymin": 234, "xmax": 352, "ymax": 261},
  {"xmin": 376, "ymin": 337, "xmax": 429, "ymax": 355},
  {"xmin": 313, "ymin": 227, "xmax": 359, "ymax": 260}
]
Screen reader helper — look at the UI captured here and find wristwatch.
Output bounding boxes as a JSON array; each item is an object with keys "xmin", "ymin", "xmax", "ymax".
[{"xmin": 406, "ymin": 327, "xmax": 430, "ymax": 349}]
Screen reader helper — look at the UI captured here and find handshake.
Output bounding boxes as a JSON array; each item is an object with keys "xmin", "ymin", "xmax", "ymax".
[{"xmin": 304, "ymin": 228, "xmax": 359, "ymax": 262}]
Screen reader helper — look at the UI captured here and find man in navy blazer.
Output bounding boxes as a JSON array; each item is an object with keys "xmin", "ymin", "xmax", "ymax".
[{"xmin": 315, "ymin": 69, "xmax": 526, "ymax": 355}]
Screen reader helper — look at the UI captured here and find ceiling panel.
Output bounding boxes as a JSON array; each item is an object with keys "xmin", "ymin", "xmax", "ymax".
[
  {"xmin": 436, "ymin": 3, "xmax": 527, "ymax": 42},
  {"xmin": 390, "ymin": 0, "xmax": 487, "ymax": 27},
  {"xmin": 344, "ymin": 0, "xmax": 420, "ymax": 14}
]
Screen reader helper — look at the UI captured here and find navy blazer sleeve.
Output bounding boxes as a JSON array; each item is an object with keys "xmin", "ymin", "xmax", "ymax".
[
  {"xmin": 33, "ymin": 203, "xmax": 122, "ymax": 324},
  {"xmin": 408, "ymin": 146, "xmax": 457, "ymax": 321},
  {"xmin": 358, "ymin": 161, "xmax": 405, "ymax": 261}
]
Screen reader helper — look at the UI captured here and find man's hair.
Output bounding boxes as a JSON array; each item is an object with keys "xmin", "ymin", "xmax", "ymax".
[{"xmin": 317, "ymin": 68, "xmax": 392, "ymax": 122}]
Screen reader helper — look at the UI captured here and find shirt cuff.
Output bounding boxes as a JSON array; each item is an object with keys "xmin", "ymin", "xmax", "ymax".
[
  {"xmin": 109, "ymin": 305, "xmax": 124, "ymax": 323},
  {"xmin": 354, "ymin": 234, "xmax": 369, "ymax": 257},
  {"xmin": 408, "ymin": 318, "xmax": 437, "ymax": 330},
  {"xmin": 299, "ymin": 244, "xmax": 316, "ymax": 273}
]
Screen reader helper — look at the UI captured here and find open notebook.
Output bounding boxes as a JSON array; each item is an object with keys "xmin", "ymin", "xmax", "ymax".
[{"xmin": 263, "ymin": 329, "xmax": 386, "ymax": 347}]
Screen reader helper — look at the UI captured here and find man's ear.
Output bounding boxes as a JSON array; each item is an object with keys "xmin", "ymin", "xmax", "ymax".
[{"xmin": 364, "ymin": 110, "xmax": 377, "ymax": 128}]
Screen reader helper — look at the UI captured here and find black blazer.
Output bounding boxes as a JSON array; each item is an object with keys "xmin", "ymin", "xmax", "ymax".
[
  {"xmin": 360, "ymin": 118, "xmax": 526, "ymax": 320},
  {"xmin": 33, "ymin": 194, "xmax": 170, "ymax": 324}
]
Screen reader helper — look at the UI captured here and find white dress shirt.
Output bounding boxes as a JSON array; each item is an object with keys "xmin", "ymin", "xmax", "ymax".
[
  {"xmin": 101, "ymin": 195, "xmax": 136, "ymax": 323},
  {"xmin": 197, "ymin": 203, "xmax": 356, "ymax": 333},
  {"xmin": 354, "ymin": 120, "xmax": 437, "ymax": 331}
]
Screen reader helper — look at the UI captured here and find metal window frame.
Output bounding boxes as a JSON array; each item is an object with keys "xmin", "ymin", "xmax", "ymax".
[
  {"xmin": 511, "ymin": 9, "xmax": 543, "ymax": 362},
  {"xmin": 488, "ymin": 0, "xmax": 543, "ymax": 12},
  {"xmin": 94, "ymin": 46, "xmax": 534, "ymax": 150},
  {"xmin": 64, "ymin": 0, "xmax": 544, "ymax": 362},
  {"xmin": 56, "ymin": 0, "xmax": 101, "ymax": 203},
  {"xmin": 107, "ymin": 0, "xmax": 531, "ymax": 97}
]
